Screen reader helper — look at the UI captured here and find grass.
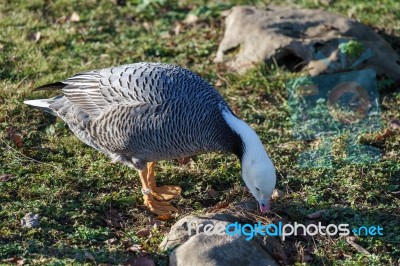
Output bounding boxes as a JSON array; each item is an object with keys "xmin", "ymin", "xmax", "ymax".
[{"xmin": 0, "ymin": 0, "xmax": 399, "ymax": 265}]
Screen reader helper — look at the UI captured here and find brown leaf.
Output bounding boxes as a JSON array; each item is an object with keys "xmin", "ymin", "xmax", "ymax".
[
  {"xmin": 157, "ymin": 213, "xmax": 173, "ymax": 221},
  {"xmin": 28, "ymin": 31, "xmax": 41, "ymax": 42},
  {"xmin": 0, "ymin": 174, "xmax": 13, "ymax": 182},
  {"xmin": 207, "ymin": 188, "xmax": 219, "ymax": 198},
  {"xmin": 389, "ymin": 119, "xmax": 400, "ymax": 130},
  {"xmin": 6, "ymin": 126, "xmax": 23, "ymax": 148},
  {"xmin": 2, "ymin": 257, "xmax": 26, "ymax": 265},
  {"xmin": 178, "ymin": 157, "xmax": 191, "ymax": 165},
  {"xmin": 232, "ymin": 105, "xmax": 241, "ymax": 116},
  {"xmin": 306, "ymin": 210, "xmax": 327, "ymax": 219},
  {"xmin": 137, "ymin": 228, "xmax": 150, "ymax": 237},
  {"xmin": 346, "ymin": 237, "xmax": 371, "ymax": 256},
  {"xmin": 67, "ymin": 12, "xmax": 80, "ymax": 22},
  {"xmin": 375, "ymin": 129, "xmax": 395, "ymax": 141}
]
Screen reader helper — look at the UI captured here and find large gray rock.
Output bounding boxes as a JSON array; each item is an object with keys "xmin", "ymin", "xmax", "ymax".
[
  {"xmin": 215, "ymin": 6, "xmax": 400, "ymax": 81},
  {"xmin": 170, "ymin": 233, "xmax": 278, "ymax": 266},
  {"xmin": 160, "ymin": 213, "xmax": 279, "ymax": 266}
]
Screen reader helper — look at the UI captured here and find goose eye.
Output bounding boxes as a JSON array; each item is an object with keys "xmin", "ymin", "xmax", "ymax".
[{"xmin": 255, "ymin": 187, "xmax": 260, "ymax": 191}]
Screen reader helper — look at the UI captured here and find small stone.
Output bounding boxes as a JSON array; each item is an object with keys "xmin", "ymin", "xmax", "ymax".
[{"xmin": 21, "ymin": 213, "xmax": 40, "ymax": 228}]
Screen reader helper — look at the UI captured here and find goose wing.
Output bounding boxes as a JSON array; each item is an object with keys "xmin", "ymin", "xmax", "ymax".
[{"xmin": 50, "ymin": 63, "xmax": 180, "ymax": 118}]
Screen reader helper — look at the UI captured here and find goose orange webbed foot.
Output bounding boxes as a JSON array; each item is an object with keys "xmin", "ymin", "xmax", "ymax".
[
  {"xmin": 152, "ymin": 185, "xmax": 182, "ymax": 201},
  {"xmin": 143, "ymin": 193, "xmax": 178, "ymax": 216}
]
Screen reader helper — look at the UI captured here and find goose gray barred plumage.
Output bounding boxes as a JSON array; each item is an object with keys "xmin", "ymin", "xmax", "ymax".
[{"xmin": 25, "ymin": 62, "xmax": 276, "ymax": 217}]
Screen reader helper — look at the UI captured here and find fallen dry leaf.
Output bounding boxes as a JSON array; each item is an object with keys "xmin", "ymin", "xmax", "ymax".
[
  {"xmin": 215, "ymin": 79, "xmax": 223, "ymax": 87},
  {"xmin": 0, "ymin": 174, "xmax": 13, "ymax": 182},
  {"xmin": 157, "ymin": 213, "xmax": 173, "ymax": 221},
  {"xmin": 28, "ymin": 31, "xmax": 41, "ymax": 42},
  {"xmin": 346, "ymin": 236, "xmax": 371, "ymax": 256},
  {"xmin": 306, "ymin": 210, "xmax": 327, "ymax": 219},
  {"xmin": 375, "ymin": 129, "xmax": 395, "ymax": 141},
  {"xmin": 6, "ymin": 126, "xmax": 23, "ymax": 148},
  {"xmin": 178, "ymin": 157, "xmax": 191, "ymax": 165},
  {"xmin": 127, "ymin": 244, "xmax": 143, "ymax": 253},
  {"xmin": 142, "ymin": 22, "xmax": 151, "ymax": 32},
  {"xmin": 67, "ymin": 12, "xmax": 80, "ymax": 22},
  {"xmin": 183, "ymin": 13, "xmax": 199, "ymax": 24},
  {"xmin": 207, "ymin": 188, "xmax": 219, "ymax": 198},
  {"xmin": 271, "ymin": 189, "xmax": 284, "ymax": 200},
  {"xmin": 232, "ymin": 105, "xmax": 240, "ymax": 116},
  {"xmin": 174, "ymin": 23, "xmax": 182, "ymax": 36},
  {"xmin": 2, "ymin": 257, "xmax": 26, "ymax": 265},
  {"xmin": 104, "ymin": 238, "xmax": 117, "ymax": 245},
  {"xmin": 136, "ymin": 228, "xmax": 151, "ymax": 237}
]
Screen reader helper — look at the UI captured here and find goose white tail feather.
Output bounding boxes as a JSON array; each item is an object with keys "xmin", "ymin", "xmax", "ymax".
[{"xmin": 24, "ymin": 99, "xmax": 51, "ymax": 108}]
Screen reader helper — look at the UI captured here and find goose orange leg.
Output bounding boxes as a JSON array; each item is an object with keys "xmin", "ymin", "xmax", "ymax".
[
  {"xmin": 139, "ymin": 166, "xmax": 177, "ymax": 216},
  {"xmin": 147, "ymin": 162, "xmax": 182, "ymax": 201}
]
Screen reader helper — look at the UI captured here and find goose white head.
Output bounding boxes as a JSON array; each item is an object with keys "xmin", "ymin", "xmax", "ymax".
[{"xmin": 223, "ymin": 110, "xmax": 277, "ymax": 213}]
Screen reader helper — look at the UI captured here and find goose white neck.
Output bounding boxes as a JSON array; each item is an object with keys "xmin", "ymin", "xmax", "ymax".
[{"xmin": 222, "ymin": 110, "xmax": 271, "ymax": 167}]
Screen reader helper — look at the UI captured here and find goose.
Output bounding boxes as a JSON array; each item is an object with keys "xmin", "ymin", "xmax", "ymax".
[{"xmin": 24, "ymin": 62, "xmax": 276, "ymax": 217}]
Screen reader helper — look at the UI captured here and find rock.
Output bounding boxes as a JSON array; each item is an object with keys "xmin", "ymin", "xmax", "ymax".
[
  {"xmin": 215, "ymin": 6, "xmax": 400, "ymax": 81},
  {"xmin": 21, "ymin": 212, "xmax": 40, "ymax": 228},
  {"xmin": 170, "ymin": 233, "xmax": 278, "ymax": 266},
  {"xmin": 161, "ymin": 213, "xmax": 279, "ymax": 266}
]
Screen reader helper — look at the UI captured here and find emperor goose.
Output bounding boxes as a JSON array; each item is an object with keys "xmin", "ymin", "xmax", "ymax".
[{"xmin": 25, "ymin": 62, "xmax": 276, "ymax": 217}]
